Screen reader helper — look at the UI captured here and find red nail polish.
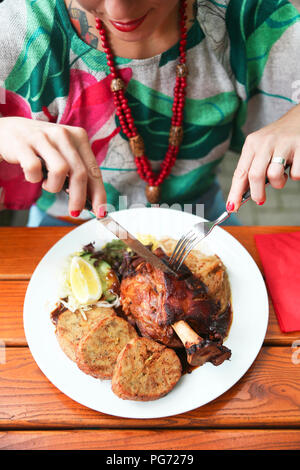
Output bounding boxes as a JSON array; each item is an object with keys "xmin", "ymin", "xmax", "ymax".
[
  {"xmin": 70, "ymin": 210, "xmax": 80, "ymax": 217},
  {"xmin": 257, "ymin": 201, "xmax": 265, "ymax": 206},
  {"xmin": 226, "ymin": 202, "xmax": 235, "ymax": 212},
  {"xmin": 97, "ymin": 206, "xmax": 107, "ymax": 218}
]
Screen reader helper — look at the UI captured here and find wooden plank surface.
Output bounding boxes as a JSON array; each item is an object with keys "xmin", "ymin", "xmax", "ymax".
[
  {"xmin": 1, "ymin": 226, "xmax": 299, "ymax": 450},
  {"xmin": 0, "ymin": 279, "xmax": 298, "ymax": 346},
  {"xmin": 0, "ymin": 281, "xmax": 28, "ymax": 345},
  {"xmin": 1, "ymin": 429, "xmax": 300, "ymax": 450},
  {"xmin": 1, "ymin": 225, "xmax": 300, "ymax": 279},
  {"xmin": 0, "ymin": 227, "xmax": 72, "ymax": 279},
  {"xmin": 0, "ymin": 346, "xmax": 299, "ymax": 429},
  {"xmin": 0, "ymin": 226, "xmax": 299, "ymax": 345}
]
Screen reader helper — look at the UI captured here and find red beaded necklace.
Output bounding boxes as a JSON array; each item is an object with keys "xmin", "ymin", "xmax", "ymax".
[{"xmin": 95, "ymin": 0, "xmax": 188, "ymax": 204}]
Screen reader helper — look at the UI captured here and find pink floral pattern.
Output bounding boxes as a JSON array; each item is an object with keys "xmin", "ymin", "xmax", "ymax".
[
  {"xmin": 0, "ymin": 90, "xmax": 42, "ymax": 210},
  {"xmin": 0, "ymin": 68, "xmax": 132, "ymax": 210}
]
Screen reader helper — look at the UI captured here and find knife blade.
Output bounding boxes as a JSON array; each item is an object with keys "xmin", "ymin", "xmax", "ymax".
[
  {"xmin": 98, "ymin": 214, "xmax": 177, "ymax": 276},
  {"xmin": 40, "ymin": 160, "xmax": 176, "ymax": 275}
]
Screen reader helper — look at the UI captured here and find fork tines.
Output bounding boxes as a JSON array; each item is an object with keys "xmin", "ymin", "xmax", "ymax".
[{"xmin": 168, "ymin": 229, "xmax": 199, "ymax": 272}]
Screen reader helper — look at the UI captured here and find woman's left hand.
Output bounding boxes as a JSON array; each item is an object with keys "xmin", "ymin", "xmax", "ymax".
[{"xmin": 226, "ymin": 104, "xmax": 300, "ymax": 212}]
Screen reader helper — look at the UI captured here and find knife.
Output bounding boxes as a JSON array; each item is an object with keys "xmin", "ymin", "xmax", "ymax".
[
  {"xmin": 40, "ymin": 160, "xmax": 177, "ymax": 276},
  {"xmin": 98, "ymin": 214, "xmax": 177, "ymax": 275}
]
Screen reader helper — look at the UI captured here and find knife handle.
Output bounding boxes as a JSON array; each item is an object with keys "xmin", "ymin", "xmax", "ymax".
[
  {"xmin": 40, "ymin": 158, "xmax": 93, "ymax": 212},
  {"xmin": 240, "ymin": 177, "xmax": 269, "ymax": 206},
  {"xmin": 240, "ymin": 163, "xmax": 290, "ymax": 207}
]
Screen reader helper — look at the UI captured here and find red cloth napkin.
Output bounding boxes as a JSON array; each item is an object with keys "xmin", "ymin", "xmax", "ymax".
[{"xmin": 254, "ymin": 232, "xmax": 300, "ymax": 333}]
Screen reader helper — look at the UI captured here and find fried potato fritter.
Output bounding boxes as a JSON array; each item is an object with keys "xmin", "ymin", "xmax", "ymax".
[
  {"xmin": 76, "ymin": 316, "xmax": 138, "ymax": 379},
  {"xmin": 112, "ymin": 337, "xmax": 182, "ymax": 401},
  {"xmin": 55, "ymin": 306, "xmax": 116, "ymax": 362}
]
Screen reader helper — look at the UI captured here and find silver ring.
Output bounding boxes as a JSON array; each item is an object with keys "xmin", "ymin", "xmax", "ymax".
[{"xmin": 270, "ymin": 156, "xmax": 286, "ymax": 166}]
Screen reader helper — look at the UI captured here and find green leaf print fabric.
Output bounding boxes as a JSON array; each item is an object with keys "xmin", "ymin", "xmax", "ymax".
[
  {"xmin": 5, "ymin": 0, "xmax": 70, "ymax": 112},
  {"xmin": 0, "ymin": 0, "xmax": 300, "ymax": 216}
]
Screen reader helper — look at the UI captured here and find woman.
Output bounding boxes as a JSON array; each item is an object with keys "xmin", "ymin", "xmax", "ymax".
[{"xmin": 0, "ymin": 0, "xmax": 299, "ymax": 226}]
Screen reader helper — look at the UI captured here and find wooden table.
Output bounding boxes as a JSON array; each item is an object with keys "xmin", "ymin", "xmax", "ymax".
[{"xmin": 0, "ymin": 226, "xmax": 299, "ymax": 451}]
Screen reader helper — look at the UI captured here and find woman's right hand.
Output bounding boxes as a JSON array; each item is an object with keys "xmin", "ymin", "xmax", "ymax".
[{"xmin": 0, "ymin": 117, "xmax": 107, "ymax": 217}]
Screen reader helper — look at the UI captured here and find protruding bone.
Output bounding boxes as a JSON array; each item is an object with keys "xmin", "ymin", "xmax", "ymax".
[{"xmin": 172, "ymin": 320, "xmax": 231, "ymax": 367}]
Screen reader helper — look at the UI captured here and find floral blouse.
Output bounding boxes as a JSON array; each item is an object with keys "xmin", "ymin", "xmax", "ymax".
[{"xmin": 0, "ymin": 0, "xmax": 300, "ymax": 218}]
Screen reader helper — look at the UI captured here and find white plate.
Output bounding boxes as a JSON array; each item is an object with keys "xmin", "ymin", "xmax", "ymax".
[{"xmin": 23, "ymin": 207, "xmax": 268, "ymax": 419}]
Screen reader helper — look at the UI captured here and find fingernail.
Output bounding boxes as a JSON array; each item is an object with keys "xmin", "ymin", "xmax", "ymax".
[
  {"xmin": 257, "ymin": 201, "xmax": 265, "ymax": 206},
  {"xmin": 226, "ymin": 202, "xmax": 235, "ymax": 212},
  {"xmin": 70, "ymin": 210, "xmax": 81, "ymax": 217},
  {"xmin": 97, "ymin": 206, "xmax": 107, "ymax": 218}
]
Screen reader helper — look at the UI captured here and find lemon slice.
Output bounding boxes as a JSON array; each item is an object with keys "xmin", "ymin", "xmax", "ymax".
[{"xmin": 69, "ymin": 256, "xmax": 102, "ymax": 305}]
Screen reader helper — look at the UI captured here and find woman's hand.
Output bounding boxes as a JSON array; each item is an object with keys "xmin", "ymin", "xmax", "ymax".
[
  {"xmin": 226, "ymin": 104, "xmax": 300, "ymax": 212},
  {"xmin": 0, "ymin": 117, "xmax": 106, "ymax": 217}
]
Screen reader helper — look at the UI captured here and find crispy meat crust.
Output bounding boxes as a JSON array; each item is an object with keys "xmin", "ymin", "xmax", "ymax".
[
  {"xmin": 120, "ymin": 247, "xmax": 232, "ymax": 349},
  {"xmin": 120, "ymin": 252, "xmax": 217, "ymax": 348},
  {"xmin": 55, "ymin": 306, "xmax": 116, "ymax": 362},
  {"xmin": 111, "ymin": 337, "xmax": 182, "ymax": 401},
  {"xmin": 75, "ymin": 316, "xmax": 138, "ymax": 379}
]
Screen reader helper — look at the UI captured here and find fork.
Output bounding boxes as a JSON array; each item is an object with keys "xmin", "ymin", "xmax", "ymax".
[{"xmin": 168, "ymin": 181, "xmax": 269, "ymax": 272}]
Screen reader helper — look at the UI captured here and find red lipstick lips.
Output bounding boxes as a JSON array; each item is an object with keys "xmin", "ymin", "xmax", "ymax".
[{"xmin": 109, "ymin": 13, "xmax": 147, "ymax": 32}]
